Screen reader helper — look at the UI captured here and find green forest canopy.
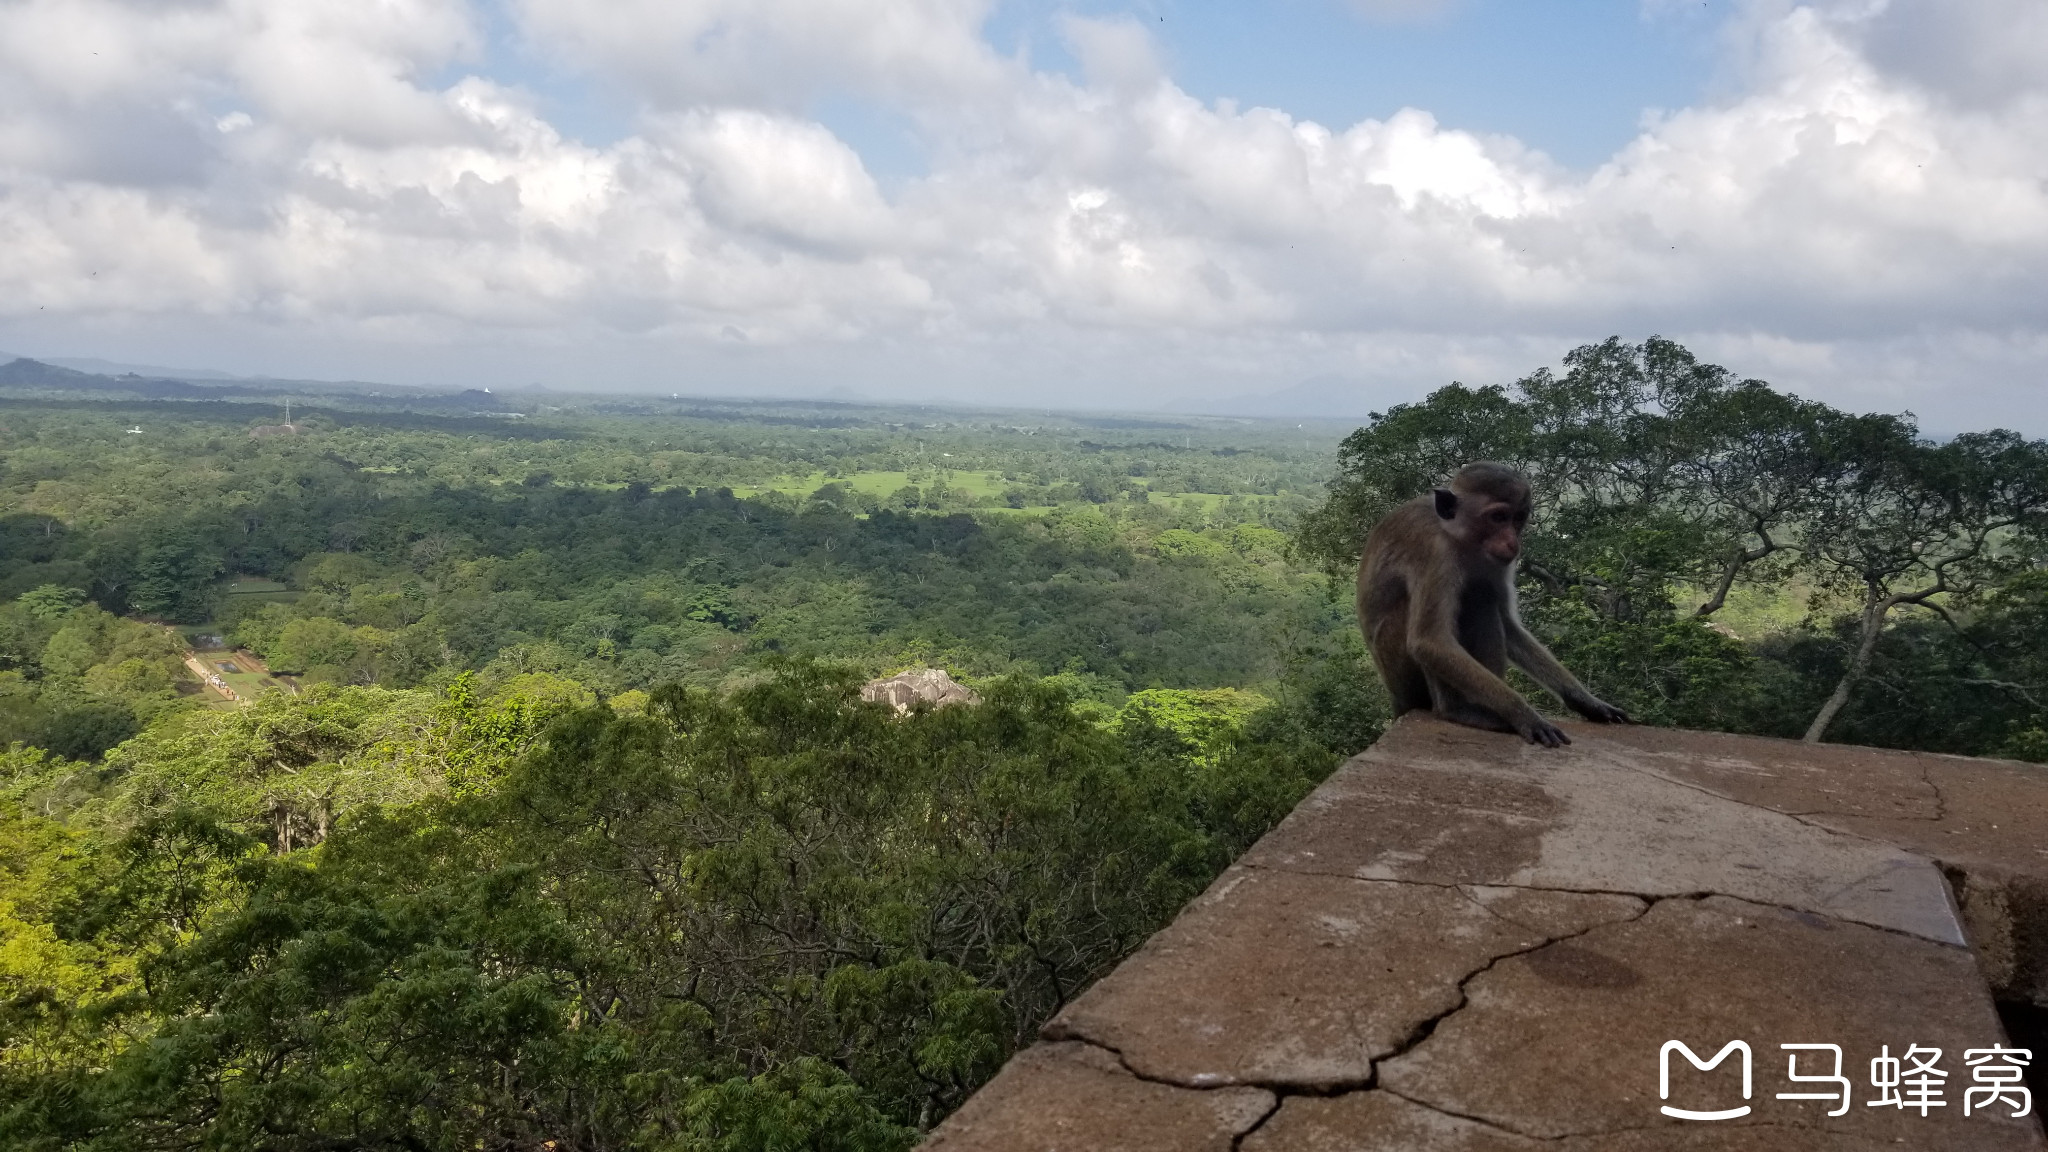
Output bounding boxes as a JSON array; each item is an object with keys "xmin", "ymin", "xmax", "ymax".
[{"xmin": 4, "ymin": 339, "xmax": 2048, "ymax": 1148}]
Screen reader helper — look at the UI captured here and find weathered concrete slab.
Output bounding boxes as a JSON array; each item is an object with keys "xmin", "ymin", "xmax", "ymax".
[
  {"xmin": 1824, "ymin": 752, "xmax": 2048, "ymax": 873},
  {"xmin": 1574, "ymin": 722, "xmax": 1943, "ymax": 822},
  {"xmin": 926, "ymin": 716, "xmax": 2048, "ymax": 1151},
  {"xmin": 1381, "ymin": 895, "xmax": 2038, "ymax": 1146},
  {"xmin": 1240, "ymin": 721, "xmax": 1966, "ymax": 944},
  {"xmin": 920, "ymin": 1041, "xmax": 1272, "ymax": 1152},
  {"xmin": 1044, "ymin": 866, "xmax": 1642, "ymax": 1089}
]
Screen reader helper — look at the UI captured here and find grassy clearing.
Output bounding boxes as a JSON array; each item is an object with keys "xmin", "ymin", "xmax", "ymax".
[
  {"xmin": 733, "ymin": 469, "xmax": 1004, "ymax": 499},
  {"xmin": 1674, "ymin": 575, "xmax": 1873, "ymax": 640},
  {"xmin": 682, "ymin": 469, "xmax": 1285, "ymax": 521},
  {"xmin": 191, "ymin": 648, "xmax": 291, "ymax": 702},
  {"xmin": 1145, "ymin": 492, "xmax": 1272, "ymax": 514},
  {"xmin": 217, "ymin": 577, "xmax": 297, "ymax": 611}
]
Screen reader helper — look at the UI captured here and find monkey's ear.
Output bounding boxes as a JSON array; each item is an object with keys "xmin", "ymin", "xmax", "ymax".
[{"xmin": 1432, "ymin": 488, "xmax": 1458, "ymax": 520}]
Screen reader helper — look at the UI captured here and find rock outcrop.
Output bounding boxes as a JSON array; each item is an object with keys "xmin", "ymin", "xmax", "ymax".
[
  {"xmin": 927, "ymin": 716, "xmax": 2048, "ymax": 1150},
  {"xmin": 859, "ymin": 667, "xmax": 981, "ymax": 715}
]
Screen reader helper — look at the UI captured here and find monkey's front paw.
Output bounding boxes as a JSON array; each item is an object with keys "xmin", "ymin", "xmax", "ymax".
[
  {"xmin": 1520, "ymin": 718, "xmax": 1572, "ymax": 748},
  {"xmin": 1576, "ymin": 698, "xmax": 1632, "ymax": 724}
]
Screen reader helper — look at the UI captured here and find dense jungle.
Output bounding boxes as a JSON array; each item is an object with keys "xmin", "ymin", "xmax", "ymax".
[{"xmin": 4, "ymin": 337, "xmax": 2047, "ymax": 1150}]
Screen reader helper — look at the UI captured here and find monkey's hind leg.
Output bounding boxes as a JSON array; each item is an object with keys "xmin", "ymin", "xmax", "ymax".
[{"xmin": 1367, "ymin": 625, "xmax": 1434, "ymax": 716}]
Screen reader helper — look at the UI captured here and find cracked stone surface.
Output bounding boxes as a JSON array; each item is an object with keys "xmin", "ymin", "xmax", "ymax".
[
  {"xmin": 1568, "ymin": 723, "xmax": 1944, "ymax": 823},
  {"xmin": 1381, "ymin": 895, "xmax": 2039, "ymax": 1146},
  {"xmin": 1824, "ymin": 753, "xmax": 2048, "ymax": 875},
  {"xmin": 918, "ymin": 1041, "xmax": 1272, "ymax": 1152},
  {"xmin": 1043, "ymin": 866, "xmax": 1642, "ymax": 1089},
  {"xmin": 924, "ymin": 716, "xmax": 2048, "ymax": 1150},
  {"xmin": 1240, "ymin": 721, "xmax": 1966, "ymax": 944}
]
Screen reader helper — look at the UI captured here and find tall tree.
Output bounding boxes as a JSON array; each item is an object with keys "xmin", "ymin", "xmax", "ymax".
[
  {"xmin": 1298, "ymin": 337, "xmax": 1808, "ymax": 622},
  {"xmin": 1799, "ymin": 426, "xmax": 2048, "ymax": 741}
]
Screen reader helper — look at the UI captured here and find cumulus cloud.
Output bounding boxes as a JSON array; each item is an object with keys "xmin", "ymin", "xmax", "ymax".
[
  {"xmin": 508, "ymin": 0, "xmax": 1005, "ymax": 110},
  {"xmin": 1, "ymin": 0, "xmax": 2047, "ymax": 425},
  {"xmin": 1849, "ymin": 0, "xmax": 2048, "ymax": 109}
]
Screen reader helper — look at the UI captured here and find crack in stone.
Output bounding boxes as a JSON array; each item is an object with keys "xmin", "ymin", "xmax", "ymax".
[
  {"xmin": 1455, "ymin": 885, "xmax": 1539, "ymax": 931},
  {"xmin": 1378, "ymin": 1068, "xmax": 1908, "ymax": 1144},
  {"xmin": 1051, "ymin": 1028, "xmax": 1377, "ymax": 1098},
  {"xmin": 1058, "ymin": 1032, "xmax": 1329, "ymax": 1096},
  {"xmin": 1558, "ymin": 727, "xmax": 1944, "ymax": 815},
  {"xmin": 1227, "ymin": 1095, "xmax": 1283, "ymax": 1152},
  {"xmin": 1621, "ymin": 755, "xmax": 1944, "ymax": 845},
  {"xmin": 1045, "ymin": 1034, "xmax": 1290, "ymax": 1150},
  {"xmin": 1376, "ymin": 1074, "xmax": 1916, "ymax": 1139},
  {"xmin": 1382, "ymin": 1083, "xmax": 1902, "ymax": 1143},
  {"xmin": 1366, "ymin": 893, "xmax": 1660, "ymax": 1085},
  {"xmin": 1238, "ymin": 860, "xmax": 1961, "ymax": 949},
  {"xmin": 1376, "ymin": 1084, "xmax": 1561, "ymax": 1142},
  {"xmin": 1542, "ymin": 731, "xmax": 1948, "ymax": 830},
  {"xmin": 1921, "ymin": 757, "xmax": 1952, "ymax": 824}
]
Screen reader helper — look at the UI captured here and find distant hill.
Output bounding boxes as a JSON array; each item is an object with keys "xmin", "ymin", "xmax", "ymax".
[
  {"xmin": 42, "ymin": 356, "xmax": 246, "ymax": 381},
  {"xmin": 0, "ymin": 358, "xmax": 91, "ymax": 386},
  {"xmin": 405, "ymin": 387, "xmax": 510, "ymax": 412},
  {"xmin": 0, "ymin": 357, "xmax": 499, "ymax": 411},
  {"xmin": 0, "ymin": 352, "xmax": 441, "ymax": 398},
  {"xmin": 0, "ymin": 357, "xmax": 237, "ymax": 399},
  {"xmin": 1184, "ymin": 374, "xmax": 1387, "ymax": 420}
]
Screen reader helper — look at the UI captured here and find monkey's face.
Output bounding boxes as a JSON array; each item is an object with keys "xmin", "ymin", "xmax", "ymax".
[
  {"xmin": 1473, "ymin": 499, "xmax": 1528, "ymax": 564},
  {"xmin": 1435, "ymin": 486, "xmax": 1529, "ymax": 565}
]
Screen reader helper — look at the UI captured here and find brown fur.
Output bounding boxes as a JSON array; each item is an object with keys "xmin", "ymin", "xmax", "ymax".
[{"xmin": 1357, "ymin": 462, "xmax": 1628, "ymax": 747}]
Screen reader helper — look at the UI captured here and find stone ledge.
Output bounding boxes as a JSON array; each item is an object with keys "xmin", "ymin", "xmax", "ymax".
[
  {"xmin": 922, "ymin": 1041, "xmax": 1274, "ymax": 1151},
  {"xmin": 927, "ymin": 716, "xmax": 2048, "ymax": 1150}
]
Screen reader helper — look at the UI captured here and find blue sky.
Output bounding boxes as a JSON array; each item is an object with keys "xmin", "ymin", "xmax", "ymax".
[{"xmin": 991, "ymin": 0, "xmax": 1729, "ymax": 168}]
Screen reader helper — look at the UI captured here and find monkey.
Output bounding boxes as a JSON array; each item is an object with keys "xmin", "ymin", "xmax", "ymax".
[{"xmin": 1357, "ymin": 462, "xmax": 1629, "ymax": 747}]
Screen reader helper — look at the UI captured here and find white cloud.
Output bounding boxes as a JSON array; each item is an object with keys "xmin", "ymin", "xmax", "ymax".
[
  {"xmin": 508, "ymin": 0, "xmax": 1006, "ymax": 110},
  {"xmin": 2, "ymin": 0, "xmax": 2048, "ymax": 425},
  {"xmin": 652, "ymin": 109, "xmax": 895, "ymax": 254},
  {"xmin": 1848, "ymin": 0, "xmax": 2048, "ymax": 109}
]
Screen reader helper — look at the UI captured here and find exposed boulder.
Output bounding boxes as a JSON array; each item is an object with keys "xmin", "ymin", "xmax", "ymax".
[{"xmin": 860, "ymin": 667, "xmax": 981, "ymax": 715}]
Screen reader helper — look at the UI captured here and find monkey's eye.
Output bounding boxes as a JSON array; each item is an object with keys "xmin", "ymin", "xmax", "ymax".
[{"xmin": 1489, "ymin": 510, "xmax": 1510, "ymax": 524}]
